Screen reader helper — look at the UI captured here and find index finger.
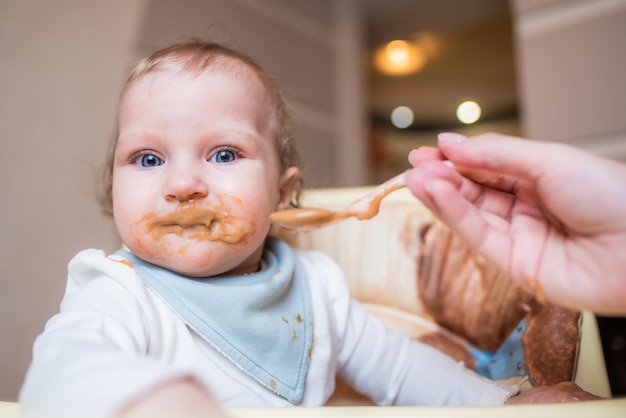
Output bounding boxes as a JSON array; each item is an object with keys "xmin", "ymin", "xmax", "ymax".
[{"xmin": 437, "ymin": 133, "xmax": 569, "ymax": 183}]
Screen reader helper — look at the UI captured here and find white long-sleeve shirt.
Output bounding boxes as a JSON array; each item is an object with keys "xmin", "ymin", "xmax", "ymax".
[{"xmin": 19, "ymin": 243, "xmax": 515, "ymax": 418}]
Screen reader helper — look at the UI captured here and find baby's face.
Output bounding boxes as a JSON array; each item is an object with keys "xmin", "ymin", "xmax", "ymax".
[{"xmin": 112, "ymin": 69, "xmax": 297, "ymax": 277}]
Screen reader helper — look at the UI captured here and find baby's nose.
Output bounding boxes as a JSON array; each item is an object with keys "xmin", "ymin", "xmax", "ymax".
[{"xmin": 165, "ymin": 169, "xmax": 208, "ymax": 202}]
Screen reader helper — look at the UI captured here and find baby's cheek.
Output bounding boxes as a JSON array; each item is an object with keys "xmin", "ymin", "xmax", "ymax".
[
  {"xmin": 122, "ymin": 216, "xmax": 168, "ymax": 258},
  {"xmin": 124, "ymin": 223, "xmax": 158, "ymax": 258}
]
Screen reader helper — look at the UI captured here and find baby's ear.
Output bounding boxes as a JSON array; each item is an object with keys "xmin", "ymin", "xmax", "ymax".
[{"xmin": 276, "ymin": 167, "xmax": 301, "ymax": 210}]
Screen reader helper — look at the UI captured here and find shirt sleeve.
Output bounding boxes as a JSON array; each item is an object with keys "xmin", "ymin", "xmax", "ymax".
[
  {"xmin": 327, "ymin": 268, "xmax": 518, "ymax": 406},
  {"xmin": 18, "ymin": 250, "xmax": 198, "ymax": 418}
]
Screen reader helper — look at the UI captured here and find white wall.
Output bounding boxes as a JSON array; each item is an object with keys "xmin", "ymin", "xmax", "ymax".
[
  {"xmin": 511, "ymin": 0, "xmax": 626, "ymax": 160},
  {"xmin": 0, "ymin": 0, "xmax": 149, "ymax": 400}
]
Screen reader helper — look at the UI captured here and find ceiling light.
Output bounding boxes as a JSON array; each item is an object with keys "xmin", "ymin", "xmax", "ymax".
[
  {"xmin": 374, "ymin": 40, "xmax": 426, "ymax": 76},
  {"xmin": 456, "ymin": 101, "xmax": 481, "ymax": 124},
  {"xmin": 390, "ymin": 106, "xmax": 414, "ymax": 129}
]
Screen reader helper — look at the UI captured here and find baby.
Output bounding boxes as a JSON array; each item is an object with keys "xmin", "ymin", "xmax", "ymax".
[{"xmin": 19, "ymin": 40, "xmax": 596, "ymax": 418}]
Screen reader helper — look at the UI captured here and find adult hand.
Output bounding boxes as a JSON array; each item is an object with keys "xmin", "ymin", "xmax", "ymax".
[{"xmin": 407, "ymin": 132, "xmax": 626, "ymax": 315}]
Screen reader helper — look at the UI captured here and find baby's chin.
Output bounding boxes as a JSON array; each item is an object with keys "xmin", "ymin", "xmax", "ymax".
[
  {"xmin": 139, "ymin": 253, "xmax": 234, "ymax": 278},
  {"xmin": 126, "ymin": 239, "xmax": 262, "ymax": 278}
]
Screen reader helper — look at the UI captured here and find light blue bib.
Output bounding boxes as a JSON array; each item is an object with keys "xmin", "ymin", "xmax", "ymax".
[{"xmin": 117, "ymin": 238, "xmax": 313, "ymax": 404}]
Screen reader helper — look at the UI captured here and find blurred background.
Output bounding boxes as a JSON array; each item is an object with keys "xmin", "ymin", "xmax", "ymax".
[{"xmin": 1, "ymin": 0, "xmax": 625, "ymax": 402}]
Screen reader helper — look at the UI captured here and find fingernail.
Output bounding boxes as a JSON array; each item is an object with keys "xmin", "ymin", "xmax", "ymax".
[
  {"xmin": 408, "ymin": 149, "xmax": 416, "ymax": 163},
  {"xmin": 438, "ymin": 132, "xmax": 467, "ymax": 143}
]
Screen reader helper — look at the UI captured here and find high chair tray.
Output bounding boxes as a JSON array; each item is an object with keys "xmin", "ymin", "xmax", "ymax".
[
  {"xmin": 2, "ymin": 399, "xmax": 625, "ymax": 418},
  {"xmin": 228, "ymin": 398, "xmax": 626, "ymax": 417}
]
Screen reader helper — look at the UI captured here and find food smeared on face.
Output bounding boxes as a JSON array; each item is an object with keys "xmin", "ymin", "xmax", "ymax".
[{"xmin": 141, "ymin": 195, "xmax": 252, "ymax": 244}]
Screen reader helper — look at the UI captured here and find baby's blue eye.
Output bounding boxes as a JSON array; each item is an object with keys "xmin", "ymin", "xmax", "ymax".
[
  {"xmin": 210, "ymin": 150, "xmax": 237, "ymax": 163},
  {"xmin": 139, "ymin": 154, "xmax": 163, "ymax": 167}
]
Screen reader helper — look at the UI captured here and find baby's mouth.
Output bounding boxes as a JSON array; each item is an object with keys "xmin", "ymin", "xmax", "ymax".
[
  {"xmin": 157, "ymin": 219, "xmax": 214, "ymax": 237},
  {"xmin": 159, "ymin": 211, "xmax": 215, "ymax": 229},
  {"xmin": 141, "ymin": 204, "xmax": 251, "ymax": 244}
]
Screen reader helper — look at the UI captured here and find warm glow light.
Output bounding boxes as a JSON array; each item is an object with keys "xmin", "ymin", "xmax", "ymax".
[
  {"xmin": 456, "ymin": 101, "xmax": 482, "ymax": 124},
  {"xmin": 390, "ymin": 106, "xmax": 414, "ymax": 129},
  {"xmin": 387, "ymin": 40, "xmax": 410, "ymax": 63},
  {"xmin": 374, "ymin": 40, "xmax": 426, "ymax": 76}
]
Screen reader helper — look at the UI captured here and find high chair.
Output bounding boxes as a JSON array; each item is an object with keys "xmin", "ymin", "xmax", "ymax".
[
  {"xmin": 2, "ymin": 187, "xmax": 624, "ymax": 418},
  {"xmin": 231, "ymin": 186, "xmax": 624, "ymax": 417}
]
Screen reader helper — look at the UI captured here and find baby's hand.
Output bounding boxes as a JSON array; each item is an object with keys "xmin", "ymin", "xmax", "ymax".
[{"xmin": 505, "ymin": 382, "xmax": 605, "ymax": 404}]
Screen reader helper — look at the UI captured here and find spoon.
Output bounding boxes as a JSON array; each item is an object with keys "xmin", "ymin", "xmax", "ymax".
[{"xmin": 269, "ymin": 170, "xmax": 408, "ymax": 230}]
